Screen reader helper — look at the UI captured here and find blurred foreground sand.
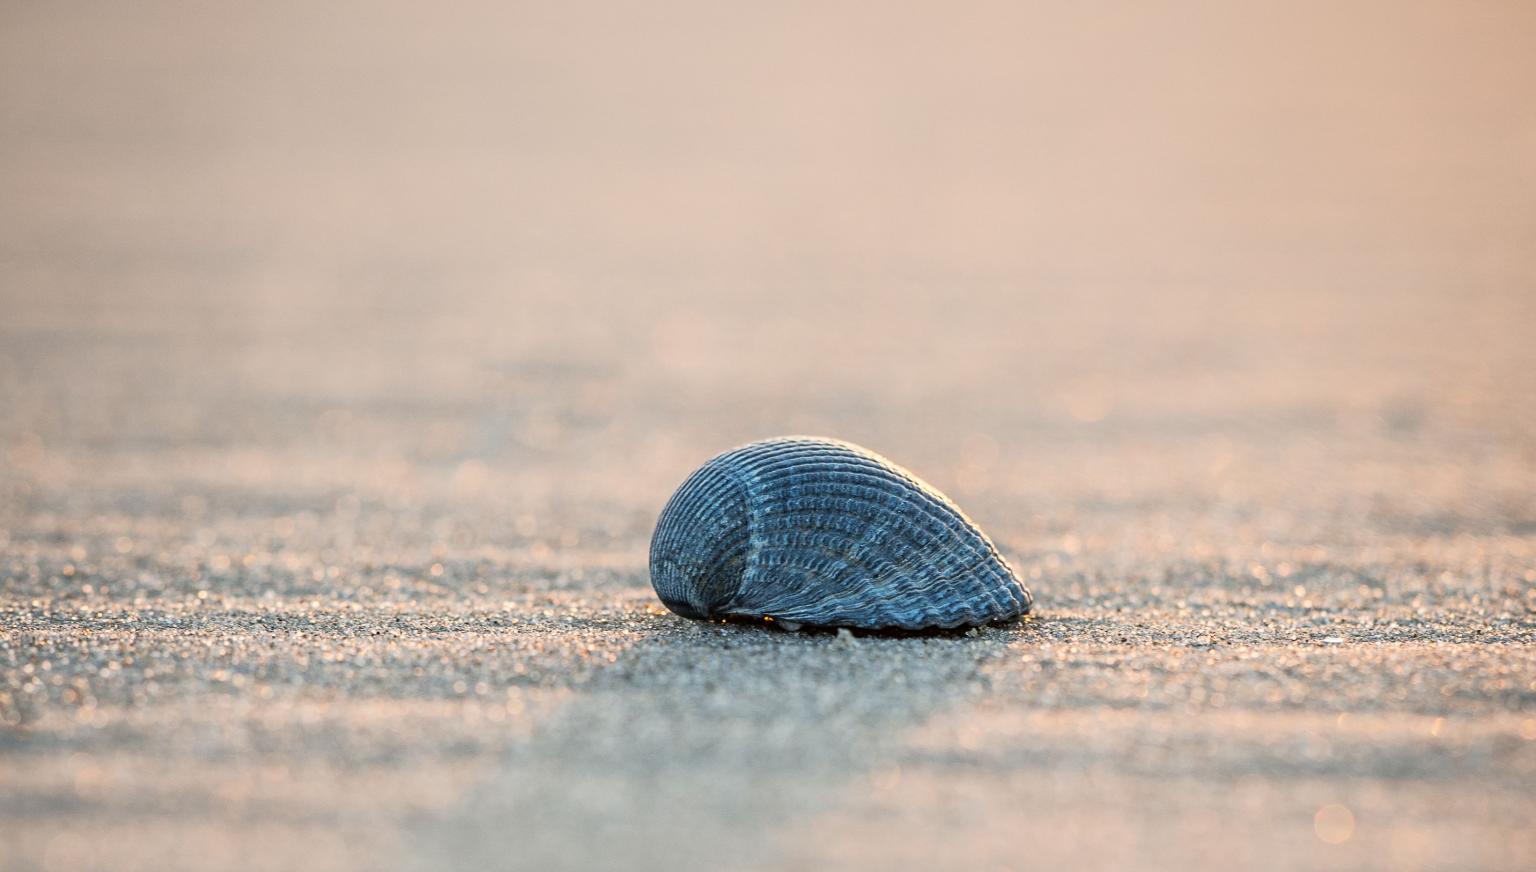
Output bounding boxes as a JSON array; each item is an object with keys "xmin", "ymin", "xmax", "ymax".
[{"xmin": 2, "ymin": 2, "xmax": 1535, "ymax": 869}]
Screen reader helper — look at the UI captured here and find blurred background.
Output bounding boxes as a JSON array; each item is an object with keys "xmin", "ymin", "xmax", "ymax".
[
  {"xmin": 4, "ymin": 0, "xmax": 1533, "ymax": 510},
  {"xmin": 2, "ymin": 2, "xmax": 1534, "ymax": 870}
]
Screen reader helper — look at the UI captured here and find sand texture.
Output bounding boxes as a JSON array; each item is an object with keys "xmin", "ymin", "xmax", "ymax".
[{"xmin": 3, "ymin": 2, "xmax": 1535, "ymax": 870}]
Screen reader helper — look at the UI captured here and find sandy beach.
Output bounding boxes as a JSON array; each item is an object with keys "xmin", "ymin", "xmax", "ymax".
[{"xmin": 3, "ymin": 2, "xmax": 1535, "ymax": 869}]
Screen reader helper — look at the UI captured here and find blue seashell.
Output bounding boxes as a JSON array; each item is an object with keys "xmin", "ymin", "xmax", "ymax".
[{"xmin": 649, "ymin": 436, "xmax": 1032, "ymax": 630}]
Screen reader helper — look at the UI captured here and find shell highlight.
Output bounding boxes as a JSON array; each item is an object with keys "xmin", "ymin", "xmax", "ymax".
[{"xmin": 649, "ymin": 437, "xmax": 1033, "ymax": 630}]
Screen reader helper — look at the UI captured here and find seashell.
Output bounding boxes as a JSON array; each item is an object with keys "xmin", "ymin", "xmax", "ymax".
[{"xmin": 649, "ymin": 436, "xmax": 1033, "ymax": 630}]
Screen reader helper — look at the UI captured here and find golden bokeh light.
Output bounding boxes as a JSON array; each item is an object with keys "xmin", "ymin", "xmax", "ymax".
[{"xmin": 1314, "ymin": 804, "xmax": 1356, "ymax": 845}]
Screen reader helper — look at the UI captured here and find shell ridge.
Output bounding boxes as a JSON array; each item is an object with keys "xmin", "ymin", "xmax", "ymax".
[
  {"xmin": 648, "ymin": 456, "xmax": 754, "ymax": 615},
  {"xmin": 730, "ymin": 524, "xmax": 1021, "ymax": 626},
  {"xmin": 650, "ymin": 437, "xmax": 1032, "ymax": 629},
  {"xmin": 731, "ymin": 439, "xmax": 1024, "ymax": 625},
  {"xmin": 727, "ymin": 457, "xmax": 826, "ymax": 620},
  {"xmin": 746, "ymin": 493, "xmax": 995, "ymax": 590}
]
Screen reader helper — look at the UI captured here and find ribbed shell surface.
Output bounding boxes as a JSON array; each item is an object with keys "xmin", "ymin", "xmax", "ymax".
[{"xmin": 649, "ymin": 437, "xmax": 1033, "ymax": 630}]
